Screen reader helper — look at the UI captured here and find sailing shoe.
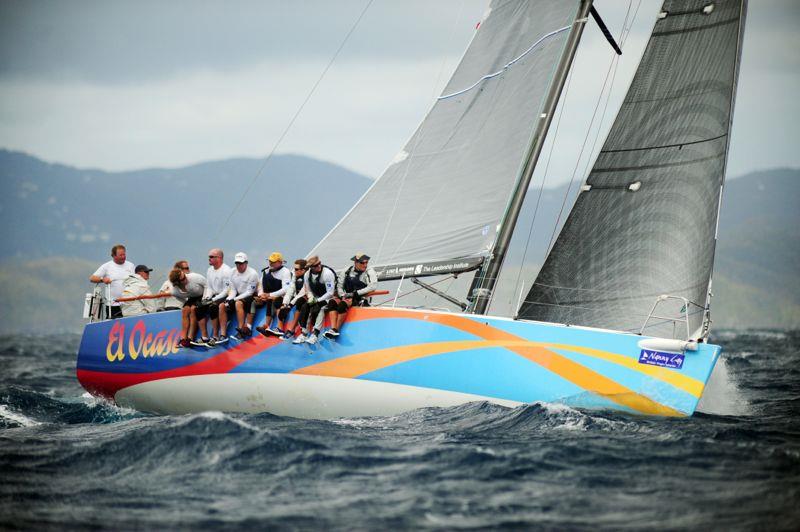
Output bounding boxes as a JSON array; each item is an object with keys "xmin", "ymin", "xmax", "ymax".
[
  {"xmin": 283, "ymin": 330, "xmax": 294, "ymax": 340},
  {"xmin": 323, "ymin": 328, "xmax": 340, "ymax": 339},
  {"xmin": 235, "ymin": 328, "xmax": 245, "ymax": 340},
  {"xmin": 179, "ymin": 338, "xmax": 191, "ymax": 348},
  {"xmin": 267, "ymin": 327, "xmax": 283, "ymax": 337},
  {"xmin": 242, "ymin": 326, "xmax": 252, "ymax": 337},
  {"xmin": 292, "ymin": 334, "xmax": 307, "ymax": 344},
  {"xmin": 217, "ymin": 335, "xmax": 229, "ymax": 344},
  {"xmin": 306, "ymin": 334, "xmax": 318, "ymax": 345},
  {"xmin": 206, "ymin": 337, "xmax": 217, "ymax": 347},
  {"xmin": 255, "ymin": 325, "xmax": 269, "ymax": 337}
]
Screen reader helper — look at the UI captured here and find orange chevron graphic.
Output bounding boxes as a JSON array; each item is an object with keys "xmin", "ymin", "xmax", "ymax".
[{"xmin": 298, "ymin": 308, "xmax": 685, "ymax": 416}]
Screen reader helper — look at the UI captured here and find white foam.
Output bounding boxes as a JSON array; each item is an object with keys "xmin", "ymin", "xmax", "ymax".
[
  {"xmin": 193, "ymin": 410, "xmax": 261, "ymax": 432},
  {"xmin": 0, "ymin": 404, "xmax": 40, "ymax": 427},
  {"xmin": 696, "ymin": 357, "xmax": 751, "ymax": 416}
]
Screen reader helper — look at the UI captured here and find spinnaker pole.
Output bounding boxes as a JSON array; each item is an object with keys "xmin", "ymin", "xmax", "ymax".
[{"xmin": 470, "ymin": 0, "xmax": 593, "ymax": 315}]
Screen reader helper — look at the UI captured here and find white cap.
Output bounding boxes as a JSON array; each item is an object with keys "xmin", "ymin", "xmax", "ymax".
[{"xmin": 234, "ymin": 252, "xmax": 248, "ymax": 263}]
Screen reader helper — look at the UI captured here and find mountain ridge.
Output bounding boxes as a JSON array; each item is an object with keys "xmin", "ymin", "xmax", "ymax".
[{"xmin": 0, "ymin": 149, "xmax": 796, "ymax": 332}]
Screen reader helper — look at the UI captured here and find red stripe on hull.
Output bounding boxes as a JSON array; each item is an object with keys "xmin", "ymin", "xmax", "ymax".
[{"xmin": 77, "ymin": 336, "xmax": 279, "ymax": 399}]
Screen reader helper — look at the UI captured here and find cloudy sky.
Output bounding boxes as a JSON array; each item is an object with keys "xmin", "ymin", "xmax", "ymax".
[{"xmin": 1, "ymin": 0, "xmax": 797, "ymax": 184}]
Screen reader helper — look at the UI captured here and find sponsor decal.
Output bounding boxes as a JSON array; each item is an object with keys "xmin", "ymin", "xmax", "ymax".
[
  {"xmin": 106, "ymin": 320, "xmax": 182, "ymax": 363},
  {"xmin": 376, "ymin": 257, "xmax": 484, "ymax": 280},
  {"xmin": 638, "ymin": 349, "xmax": 685, "ymax": 369}
]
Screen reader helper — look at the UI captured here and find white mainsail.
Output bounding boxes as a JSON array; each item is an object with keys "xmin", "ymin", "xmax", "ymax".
[{"xmin": 310, "ymin": 0, "xmax": 581, "ymax": 270}]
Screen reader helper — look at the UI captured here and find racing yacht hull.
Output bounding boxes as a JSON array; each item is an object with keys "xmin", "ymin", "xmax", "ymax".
[{"xmin": 77, "ymin": 306, "xmax": 721, "ymax": 418}]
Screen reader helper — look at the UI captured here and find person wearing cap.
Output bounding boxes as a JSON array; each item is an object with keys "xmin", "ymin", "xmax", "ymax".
[
  {"xmin": 293, "ymin": 255, "xmax": 337, "ymax": 345},
  {"xmin": 276, "ymin": 259, "xmax": 309, "ymax": 339},
  {"xmin": 227, "ymin": 252, "xmax": 259, "ymax": 339},
  {"xmin": 253, "ymin": 251, "xmax": 292, "ymax": 337},
  {"xmin": 324, "ymin": 253, "xmax": 378, "ymax": 339},
  {"xmin": 169, "ymin": 267, "xmax": 208, "ymax": 347},
  {"xmin": 89, "ymin": 244, "xmax": 135, "ymax": 318},
  {"xmin": 202, "ymin": 248, "xmax": 234, "ymax": 345},
  {"xmin": 120, "ymin": 265, "xmax": 157, "ymax": 317}
]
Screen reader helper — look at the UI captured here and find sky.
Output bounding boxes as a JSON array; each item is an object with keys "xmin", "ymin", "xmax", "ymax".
[{"xmin": 1, "ymin": 0, "xmax": 798, "ymax": 185}]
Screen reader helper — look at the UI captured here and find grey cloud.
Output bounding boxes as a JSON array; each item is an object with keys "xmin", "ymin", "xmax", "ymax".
[{"xmin": 0, "ymin": 0, "xmax": 487, "ymax": 84}]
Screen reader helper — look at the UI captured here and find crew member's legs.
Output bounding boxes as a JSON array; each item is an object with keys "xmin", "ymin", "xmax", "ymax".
[{"xmin": 218, "ymin": 301, "xmax": 229, "ymax": 337}]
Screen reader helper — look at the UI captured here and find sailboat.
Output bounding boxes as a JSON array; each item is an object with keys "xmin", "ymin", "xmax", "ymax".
[{"xmin": 76, "ymin": 0, "xmax": 747, "ymax": 418}]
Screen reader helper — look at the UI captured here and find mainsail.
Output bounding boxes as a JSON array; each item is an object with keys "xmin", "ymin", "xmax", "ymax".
[
  {"xmin": 519, "ymin": 0, "xmax": 747, "ymax": 338},
  {"xmin": 310, "ymin": 0, "xmax": 582, "ymax": 272}
]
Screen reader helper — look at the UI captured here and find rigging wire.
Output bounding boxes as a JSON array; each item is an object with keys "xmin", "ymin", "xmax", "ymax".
[
  {"xmin": 216, "ymin": 0, "xmax": 375, "ymax": 237},
  {"xmin": 511, "ymin": 0, "xmax": 638, "ymax": 310},
  {"xmin": 544, "ymin": 0, "xmax": 640, "ymax": 256}
]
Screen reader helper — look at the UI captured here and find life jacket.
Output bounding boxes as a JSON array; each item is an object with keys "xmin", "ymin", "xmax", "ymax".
[
  {"xmin": 342, "ymin": 266, "xmax": 369, "ymax": 294},
  {"xmin": 261, "ymin": 266, "xmax": 286, "ymax": 293},
  {"xmin": 308, "ymin": 265, "xmax": 336, "ymax": 297}
]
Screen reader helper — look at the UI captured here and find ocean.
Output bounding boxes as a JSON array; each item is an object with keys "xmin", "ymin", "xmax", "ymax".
[{"xmin": 1, "ymin": 330, "xmax": 798, "ymax": 530}]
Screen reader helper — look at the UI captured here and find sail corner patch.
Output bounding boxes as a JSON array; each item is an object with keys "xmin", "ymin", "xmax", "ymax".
[{"xmin": 639, "ymin": 349, "xmax": 685, "ymax": 369}]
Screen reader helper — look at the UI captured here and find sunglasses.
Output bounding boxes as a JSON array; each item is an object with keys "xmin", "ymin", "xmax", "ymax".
[
  {"xmin": 181, "ymin": 266, "xmax": 190, "ymax": 270},
  {"xmin": 208, "ymin": 255, "xmax": 220, "ymax": 259},
  {"xmin": 358, "ymin": 260, "xmax": 369, "ymax": 264},
  {"xmin": 294, "ymin": 267, "xmax": 304, "ymax": 271}
]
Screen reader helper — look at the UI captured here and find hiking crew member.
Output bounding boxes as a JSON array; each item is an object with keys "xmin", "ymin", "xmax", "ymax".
[
  {"xmin": 89, "ymin": 244, "xmax": 134, "ymax": 318},
  {"xmin": 203, "ymin": 248, "xmax": 233, "ymax": 345},
  {"xmin": 293, "ymin": 255, "xmax": 336, "ymax": 345},
  {"xmin": 254, "ymin": 252, "xmax": 292, "ymax": 337},
  {"xmin": 158, "ymin": 260, "xmax": 189, "ymax": 311},
  {"xmin": 325, "ymin": 253, "xmax": 378, "ymax": 339},
  {"xmin": 276, "ymin": 259, "xmax": 309, "ymax": 339},
  {"xmin": 227, "ymin": 252, "xmax": 259, "ymax": 339},
  {"xmin": 169, "ymin": 268, "xmax": 207, "ymax": 347}
]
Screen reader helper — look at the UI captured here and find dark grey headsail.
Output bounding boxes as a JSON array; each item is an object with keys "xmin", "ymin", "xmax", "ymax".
[
  {"xmin": 310, "ymin": 0, "xmax": 582, "ymax": 272},
  {"xmin": 518, "ymin": 0, "xmax": 747, "ymax": 339}
]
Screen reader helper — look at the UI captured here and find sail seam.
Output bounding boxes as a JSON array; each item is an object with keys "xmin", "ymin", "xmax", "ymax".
[
  {"xmin": 438, "ymin": 24, "xmax": 571, "ymax": 100},
  {"xmin": 592, "ymin": 151, "xmax": 724, "ymax": 173},
  {"xmin": 600, "ymin": 133, "xmax": 727, "ymax": 154},
  {"xmin": 652, "ymin": 16, "xmax": 739, "ymax": 37}
]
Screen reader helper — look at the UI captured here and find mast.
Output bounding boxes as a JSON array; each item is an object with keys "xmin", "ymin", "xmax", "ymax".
[{"xmin": 470, "ymin": 0, "xmax": 593, "ymax": 315}]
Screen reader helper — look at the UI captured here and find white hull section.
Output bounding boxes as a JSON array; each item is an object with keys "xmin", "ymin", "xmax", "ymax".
[{"xmin": 114, "ymin": 374, "xmax": 522, "ymax": 419}]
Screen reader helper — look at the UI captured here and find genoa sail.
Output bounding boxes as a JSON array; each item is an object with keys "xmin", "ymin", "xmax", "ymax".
[
  {"xmin": 518, "ymin": 0, "xmax": 747, "ymax": 338},
  {"xmin": 310, "ymin": 0, "xmax": 582, "ymax": 272}
]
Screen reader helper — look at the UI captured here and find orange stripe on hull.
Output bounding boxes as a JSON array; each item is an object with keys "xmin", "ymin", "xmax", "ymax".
[{"xmin": 302, "ymin": 308, "xmax": 683, "ymax": 416}]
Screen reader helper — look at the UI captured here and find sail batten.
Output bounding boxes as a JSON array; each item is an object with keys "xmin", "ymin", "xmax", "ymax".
[
  {"xmin": 519, "ymin": 0, "xmax": 746, "ymax": 339},
  {"xmin": 309, "ymin": 0, "xmax": 581, "ymax": 271}
]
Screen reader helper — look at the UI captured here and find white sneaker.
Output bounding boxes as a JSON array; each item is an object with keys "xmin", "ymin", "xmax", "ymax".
[
  {"xmin": 307, "ymin": 334, "xmax": 318, "ymax": 345},
  {"xmin": 293, "ymin": 334, "xmax": 307, "ymax": 344}
]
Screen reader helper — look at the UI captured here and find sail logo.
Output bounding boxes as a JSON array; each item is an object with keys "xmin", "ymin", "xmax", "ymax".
[
  {"xmin": 638, "ymin": 350, "xmax": 684, "ymax": 369},
  {"xmin": 105, "ymin": 320, "xmax": 182, "ymax": 362}
]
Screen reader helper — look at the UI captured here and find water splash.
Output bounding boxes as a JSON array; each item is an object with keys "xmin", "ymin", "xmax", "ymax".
[
  {"xmin": 0, "ymin": 404, "xmax": 40, "ymax": 427},
  {"xmin": 696, "ymin": 356, "xmax": 751, "ymax": 416}
]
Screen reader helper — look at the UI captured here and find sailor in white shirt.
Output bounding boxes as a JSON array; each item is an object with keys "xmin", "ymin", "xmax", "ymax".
[
  {"xmin": 202, "ymin": 248, "xmax": 234, "ymax": 343},
  {"xmin": 253, "ymin": 251, "xmax": 293, "ymax": 337},
  {"xmin": 293, "ymin": 255, "xmax": 337, "ymax": 345},
  {"xmin": 89, "ymin": 244, "xmax": 135, "ymax": 318},
  {"xmin": 227, "ymin": 252, "xmax": 259, "ymax": 339}
]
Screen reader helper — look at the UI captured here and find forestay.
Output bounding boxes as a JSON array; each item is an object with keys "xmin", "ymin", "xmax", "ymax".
[
  {"xmin": 310, "ymin": 0, "xmax": 580, "ymax": 270},
  {"xmin": 519, "ymin": 0, "xmax": 746, "ymax": 339}
]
